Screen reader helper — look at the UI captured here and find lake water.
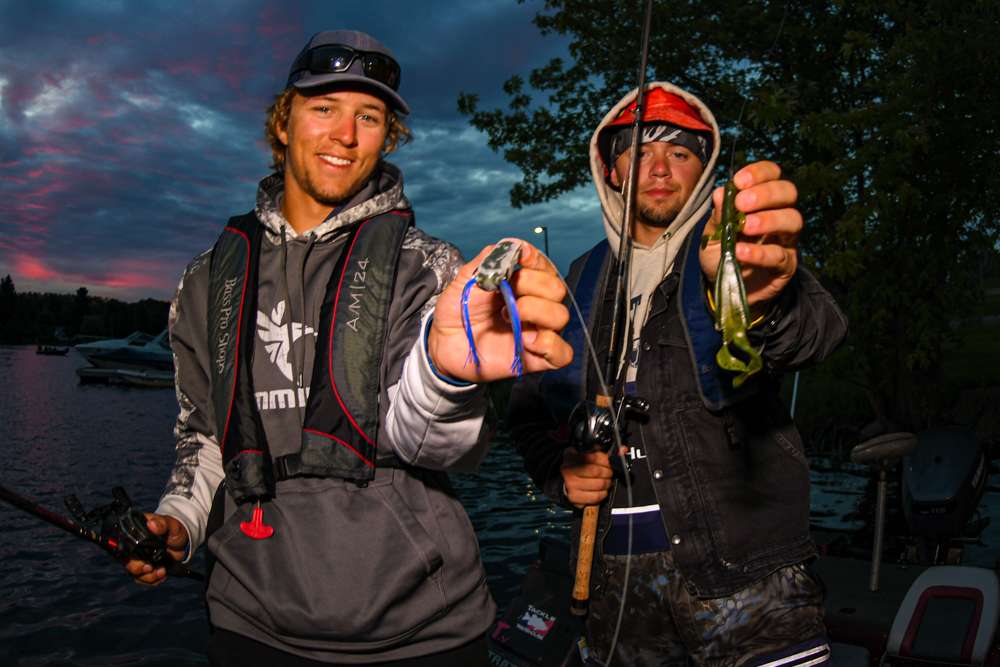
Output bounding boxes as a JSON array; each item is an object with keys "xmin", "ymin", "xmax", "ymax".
[{"xmin": 1, "ymin": 345, "xmax": 996, "ymax": 665}]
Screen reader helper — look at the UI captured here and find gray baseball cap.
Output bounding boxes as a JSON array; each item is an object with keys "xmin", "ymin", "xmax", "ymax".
[{"xmin": 285, "ymin": 30, "xmax": 409, "ymax": 114}]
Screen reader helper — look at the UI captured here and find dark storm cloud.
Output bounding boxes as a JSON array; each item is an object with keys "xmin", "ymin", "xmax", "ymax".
[{"xmin": 0, "ymin": 0, "xmax": 602, "ymax": 300}]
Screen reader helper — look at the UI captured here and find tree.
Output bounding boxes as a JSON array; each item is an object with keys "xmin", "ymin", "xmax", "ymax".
[
  {"xmin": 0, "ymin": 274, "xmax": 16, "ymax": 342},
  {"xmin": 72, "ymin": 286, "xmax": 89, "ymax": 336},
  {"xmin": 459, "ymin": 0, "xmax": 1000, "ymax": 430},
  {"xmin": 0, "ymin": 275, "xmax": 15, "ymax": 321}
]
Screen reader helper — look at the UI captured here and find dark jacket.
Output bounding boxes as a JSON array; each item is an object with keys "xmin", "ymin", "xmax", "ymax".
[
  {"xmin": 511, "ymin": 228, "xmax": 847, "ymax": 597},
  {"xmin": 511, "ymin": 80, "xmax": 846, "ymax": 598}
]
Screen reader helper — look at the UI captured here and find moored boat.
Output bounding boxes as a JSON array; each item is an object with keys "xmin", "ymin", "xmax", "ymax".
[
  {"xmin": 75, "ymin": 366, "xmax": 174, "ymax": 388},
  {"xmin": 36, "ymin": 345, "xmax": 70, "ymax": 356},
  {"xmin": 74, "ymin": 330, "xmax": 172, "ymax": 372}
]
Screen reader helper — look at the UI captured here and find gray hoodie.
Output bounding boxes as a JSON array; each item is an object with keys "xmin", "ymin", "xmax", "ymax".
[
  {"xmin": 157, "ymin": 162, "xmax": 495, "ymax": 662},
  {"xmin": 589, "ymin": 82, "xmax": 722, "ymax": 373}
]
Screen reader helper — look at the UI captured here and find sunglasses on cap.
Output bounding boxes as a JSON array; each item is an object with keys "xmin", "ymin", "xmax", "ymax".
[{"xmin": 289, "ymin": 44, "xmax": 401, "ymax": 91}]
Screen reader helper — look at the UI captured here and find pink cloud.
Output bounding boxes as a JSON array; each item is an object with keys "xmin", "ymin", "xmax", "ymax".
[
  {"xmin": 84, "ymin": 257, "xmax": 182, "ymax": 293},
  {"xmin": 212, "ymin": 51, "xmax": 253, "ymax": 91},
  {"xmin": 165, "ymin": 59, "xmax": 208, "ymax": 78},
  {"xmin": 54, "ymin": 116, "xmax": 98, "ymax": 132},
  {"xmin": 256, "ymin": 4, "xmax": 301, "ymax": 65},
  {"xmin": 97, "ymin": 272, "xmax": 166, "ymax": 290},
  {"xmin": 256, "ymin": 7, "xmax": 299, "ymax": 40},
  {"xmin": 24, "ymin": 144, "xmax": 82, "ymax": 158},
  {"xmin": 86, "ymin": 33, "xmax": 116, "ymax": 46},
  {"xmin": 23, "ymin": 178, "xmax": 69, "ymax": 201},
  {"xmin": 5, "ymin": 252, "xmax": 179, "ymax": 297},
  {"xmin": 3, "ymin": 80, "xmax": 41, "ymax": 113},
  {"xmin": 15, "ymin": 254, "xmax": 58, "ymax": 280}
]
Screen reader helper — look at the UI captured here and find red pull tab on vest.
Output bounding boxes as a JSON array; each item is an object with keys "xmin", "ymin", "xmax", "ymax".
[{"xmin": 240, "ymin": 502, "xmax": 274, "ymax": 539}]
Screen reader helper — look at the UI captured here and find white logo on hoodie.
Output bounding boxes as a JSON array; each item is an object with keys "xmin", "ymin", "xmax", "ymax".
[{"xmin": 256, "ymin": 301, "xmax": 315, "ymax": 383}]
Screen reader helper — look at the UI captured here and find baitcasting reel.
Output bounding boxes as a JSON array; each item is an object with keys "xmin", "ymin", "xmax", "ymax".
[
  {"xmin": 64, "ymin": 486, "xmax": 172, "ymax": 567},
  {"xmin": 567, "ymin": 395, "xmax": 651, "ymax": 454}
]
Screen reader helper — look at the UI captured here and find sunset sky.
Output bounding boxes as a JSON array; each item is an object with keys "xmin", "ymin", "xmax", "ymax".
[{"xmin": 0, "ymin": 0, "xmax": 603, "ymax": 301}]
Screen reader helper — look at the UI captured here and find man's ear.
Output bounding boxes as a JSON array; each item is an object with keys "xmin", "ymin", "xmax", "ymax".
[
  {"xmin": 277, "ymin": 121, "xmax": 289, "ymax": 147},
  {"xmin": 609, "ymin": 166, "xmax": 622, "ymax": 189}
]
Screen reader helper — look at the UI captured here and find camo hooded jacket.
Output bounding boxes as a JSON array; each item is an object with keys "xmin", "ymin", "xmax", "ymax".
[{"xmin": 156, "ymin": 162, "xmax": 496, "ymax": 662}]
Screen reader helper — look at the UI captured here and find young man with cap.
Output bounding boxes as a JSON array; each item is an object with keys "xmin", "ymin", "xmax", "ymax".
[
  {"xmin": 510, "ymin": 83, "xmax": 847, "ymax": 664},
  {"xmin": 124, "ymin": 30, "xmax": 571, "ymax": 665}
]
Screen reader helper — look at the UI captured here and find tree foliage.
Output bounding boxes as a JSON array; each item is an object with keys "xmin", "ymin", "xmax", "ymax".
[
  {"xmin": 0, "ymin": 275, "xmax": 15, "ymax": 322},
  {"xmin": 460, "ymin": 0, "xmax": 1000, "ymax": 430},
  {"xmin": 0, "ymin": 277, "xmax": 168, "ymax": 345}
]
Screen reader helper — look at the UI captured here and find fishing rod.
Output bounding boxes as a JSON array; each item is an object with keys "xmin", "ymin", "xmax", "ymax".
[
  {"xmin": 703, "ymin": 2, "xmax": 789, "ymax": 387},
  {"xmin": 0, "ymin": 483, "xmax": 203, "ymax": 581},
  {"xmin": 569, "ymin": 0, "xmax": 655, "ymax": 621}
]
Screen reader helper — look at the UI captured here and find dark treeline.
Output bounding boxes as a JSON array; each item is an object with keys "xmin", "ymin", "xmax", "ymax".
[{"xmin": 0, "ymin": 275, "xmax": 169, "ymax": 344}]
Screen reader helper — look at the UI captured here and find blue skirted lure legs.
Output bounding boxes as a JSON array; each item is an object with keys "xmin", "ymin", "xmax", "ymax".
[
  {"xmin": 498, "ymin": 280, "xmax": 524, "ymax": 376},
  {"xmin": 460, "ymin": 278, "xmax": 482, "ymax": 370},
  {"xmin": 461, "ymin": 238, "xmax": 526, "ymax": 378}
]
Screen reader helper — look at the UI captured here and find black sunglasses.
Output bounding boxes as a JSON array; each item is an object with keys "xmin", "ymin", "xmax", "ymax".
[{"xmin": 289, "ymin": 45, "xmax": 401, "ymax": 91}]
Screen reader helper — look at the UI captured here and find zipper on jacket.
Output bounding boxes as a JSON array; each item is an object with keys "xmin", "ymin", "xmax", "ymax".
[{"xmin": 298, "ymin": 232, "xmax": 316, "ymax": 393}]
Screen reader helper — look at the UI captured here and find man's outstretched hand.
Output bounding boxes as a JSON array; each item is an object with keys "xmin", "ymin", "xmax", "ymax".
[
  {"xmin": 428, "ymin": 241, "xmax": 572, "ymax": 383},
  {"xmin": 700, "ymin": 161, "xmax": 801, "ymax": 310}
]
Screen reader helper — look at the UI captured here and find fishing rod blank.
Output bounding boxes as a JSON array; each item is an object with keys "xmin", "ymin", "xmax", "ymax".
[
  {"xmin": 570, "ymin": 0, "xmax": 655, "ymax": 624},
  {"xmin": 0, "ymin": 483, "xmax": 203, "ymax": 581}
]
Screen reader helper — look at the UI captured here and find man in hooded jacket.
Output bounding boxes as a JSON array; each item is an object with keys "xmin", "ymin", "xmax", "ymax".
[
  {"xmin": 124, "ymin": 30, "xmax": 572, "ymax": 666},
  {"xmin": 510, "ymin": 83, "xmax": 847, "ymax": 665}
]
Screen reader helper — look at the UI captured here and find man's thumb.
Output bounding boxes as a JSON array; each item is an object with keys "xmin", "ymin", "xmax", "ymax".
[
  {"xmin": 145, "ymin": 513, "xmax": 166, "ymax": 535},
  {"xmin": 165, "ymin": 518, "xmax": 188, "ymax": 546}
]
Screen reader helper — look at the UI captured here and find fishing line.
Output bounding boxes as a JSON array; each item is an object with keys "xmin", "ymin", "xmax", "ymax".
[
  {"xmin": 595, "ymin": 3, "xmax": 790, "ymax": 662},
  {"xmin": 594, "ymin": 0, "xmax": 654, "ymax": 661},
  {"xmin": 727, "ymin": 2, "xmax": 789, "ymax": 175},
  {"xmin": 554, "ymin": 270, "xmax": 634, "ymax": 667},
  {"xmin": 459, "ymin": 6, "xmax": 792, "ymax": 658},
  {"xmin": 448, "ymin": 242, "xmax": 631, "ymax": 664}
]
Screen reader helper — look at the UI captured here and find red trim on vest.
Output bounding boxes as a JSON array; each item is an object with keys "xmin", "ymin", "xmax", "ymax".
[
  {"xmin": 899, "ymin": 584, "xmax": 983, "ymax": 660},
  {"xmin": 327, "ymin": 217, "xmax": 376, "ymax": 446},
  {"xmin": 220, "ymin": 225, "xmax": 251, "ymax": 451},
  {"xmin": 302, "ymin": 427, "xmax": 375, "ymax": 468}
]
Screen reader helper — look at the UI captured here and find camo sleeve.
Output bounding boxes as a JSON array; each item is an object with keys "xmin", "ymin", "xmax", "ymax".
[
  {"xmin": 380, "ymin": 227, "xmax": 493, "ymax": 472},
  {"xmin": 155, "ymin": 250, "xmax": 224, "ymax": 561}
]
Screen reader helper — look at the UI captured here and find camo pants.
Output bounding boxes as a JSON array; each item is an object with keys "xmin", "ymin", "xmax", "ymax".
[{"xmin": 585, "ymin": 551, "xmax": 829, "ymax": 667}]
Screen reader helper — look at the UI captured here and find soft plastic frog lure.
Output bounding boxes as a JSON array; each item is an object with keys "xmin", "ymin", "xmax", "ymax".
[
  {"xmin": 460, "ymin": 238, "xmax": 525, "ymax": 377},
  {"xmin": 702, "ymin": 179, "xmax": 763, "ymax": 387}
]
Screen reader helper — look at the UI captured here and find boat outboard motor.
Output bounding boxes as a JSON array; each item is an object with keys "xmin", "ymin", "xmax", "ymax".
[{"xmin": 901, "ymin": 428, "xmax": 988, "ymax": 560}]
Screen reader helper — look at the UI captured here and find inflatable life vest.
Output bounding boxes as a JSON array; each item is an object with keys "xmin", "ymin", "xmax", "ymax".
[
  {"xmin": 207, "ymin": 210, "xmax": 411, "ymax": 503},
  {"xmin": 539, "ymin": 211, "xmax": 760, "ymax": 420}
]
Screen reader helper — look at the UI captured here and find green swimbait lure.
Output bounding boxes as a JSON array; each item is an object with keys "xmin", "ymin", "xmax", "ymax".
[{"xmin": 703, "ymin": 180, "xmax": 762, "ymax": 388}]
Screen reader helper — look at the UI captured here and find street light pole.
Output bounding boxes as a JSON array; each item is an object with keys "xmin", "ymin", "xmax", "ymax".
[{"xmin": 533, "ymin": 225, "xmax": 549, "ymax": 256}]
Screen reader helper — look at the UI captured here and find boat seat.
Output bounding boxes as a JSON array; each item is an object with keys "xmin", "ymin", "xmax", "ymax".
[
  {"xmin": 881, "ymin": 566, "xmax": 999, "ymax": 665},
  {"xmin": 851, "ymin": 432, "xmax": 918, "ymax": 466}
]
